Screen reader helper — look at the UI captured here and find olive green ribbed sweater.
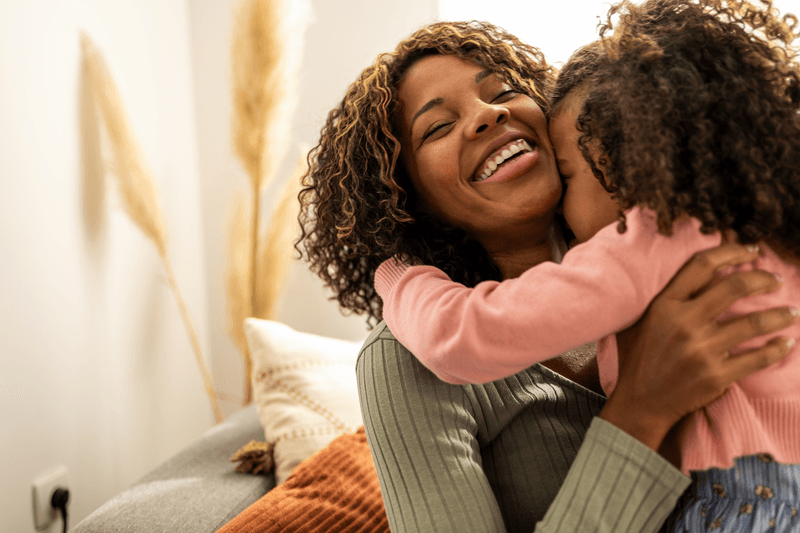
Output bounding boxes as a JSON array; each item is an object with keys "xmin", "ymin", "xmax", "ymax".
[{"xmin": 357, "ymin": 323, "xmax": 691, "ymax": 533}]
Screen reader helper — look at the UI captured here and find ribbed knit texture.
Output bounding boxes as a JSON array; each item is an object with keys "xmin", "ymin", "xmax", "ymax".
[
  {"xmin": 374, "ymin": 207, "xmax": 800, "ymax": 475},
  {"xmin": 682, "ymin": 387, "xmax": 800, "ymax": 474},
  {"xmin": 217, "ymin": 428, "xmax": 389, "ymax": 533},
  {"xmin": 358, "ymin": 323, "xmax": 691, "ymax": 533},
  {"xmin": 374, "ymin": 259, "xmax": 408, "ymax": 297}
]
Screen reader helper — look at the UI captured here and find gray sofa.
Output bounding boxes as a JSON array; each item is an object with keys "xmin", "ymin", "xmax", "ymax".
[{"xmin": 71, "ymin": 405, "xmax": 272, "ymax": 532}]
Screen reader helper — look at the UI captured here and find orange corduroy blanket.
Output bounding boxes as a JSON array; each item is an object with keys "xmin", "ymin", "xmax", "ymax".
[{"xmin": 217, "ymin": 427, "xmax": 389, "ymax": 533}]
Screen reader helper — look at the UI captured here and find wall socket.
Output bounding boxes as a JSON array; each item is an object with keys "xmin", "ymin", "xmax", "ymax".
[{"xmin": 32, "ymin": 465, "xmax": 69, "ymax": 530}]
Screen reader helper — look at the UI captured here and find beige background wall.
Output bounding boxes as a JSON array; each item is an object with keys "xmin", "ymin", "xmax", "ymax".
[
  {"xmin": 0, "ymin": 0, "xmax": 436, "ymax": 531},
  {"xmin": 188, "ymin": 0, "xmax": 439, "ymax": 418},
  {"xmin": 3, "ymin": 0, "xmax": 798, "ymax": 531}
]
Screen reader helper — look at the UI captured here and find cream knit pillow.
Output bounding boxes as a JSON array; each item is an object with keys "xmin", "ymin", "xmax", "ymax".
[{"xmin": 244, "ymin": 318, "xmax": 365, "ymax": 484}]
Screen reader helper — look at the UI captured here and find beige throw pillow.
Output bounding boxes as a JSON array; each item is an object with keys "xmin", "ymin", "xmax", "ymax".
[{"xmin": 244, "ymin": 318, "xmax": 365, "ymax": 485}]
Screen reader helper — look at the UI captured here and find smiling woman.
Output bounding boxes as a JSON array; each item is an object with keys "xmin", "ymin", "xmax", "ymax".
[
  {"xmin": 395, "ymin": 54, "xmax": 560, "ymax": 268},
  {"xmin": 296, "ymin": 18, "xmax": 793, "ymax": 533}
]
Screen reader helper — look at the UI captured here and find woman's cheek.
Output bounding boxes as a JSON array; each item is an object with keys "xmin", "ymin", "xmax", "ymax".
[{"xmin": 428, "ymin": 144, "xmax": 460, "ymax": 181}]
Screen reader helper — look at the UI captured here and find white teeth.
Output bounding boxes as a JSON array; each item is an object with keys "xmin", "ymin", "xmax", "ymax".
[{"xmin": 475, "ymin": 139, "xmax": 534, "ymax": 182}]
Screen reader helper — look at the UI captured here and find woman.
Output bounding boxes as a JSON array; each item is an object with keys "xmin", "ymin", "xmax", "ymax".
[{"xmin": 297, "ymin": 20, "xmax": 794, "ymax": 532}]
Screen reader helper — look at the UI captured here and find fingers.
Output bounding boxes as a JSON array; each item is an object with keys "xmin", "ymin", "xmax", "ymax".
[
  {"xmin": 722, "ymin": 336, "xmax": 794, "ymax": 383},
  {"xmin": 662, "ymin": 243, "xmax": 760, "ymax": 301},
  {"xmin": 691, "ymin": 269, "xmax": 783, "ymax": 319},
  {"xmin": 713, "ymin": 305, "xmax": 798, "ymax": 348}
]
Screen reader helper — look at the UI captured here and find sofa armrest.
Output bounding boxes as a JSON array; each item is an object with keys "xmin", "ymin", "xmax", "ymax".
[{"xmin": 72, "ymin": 405, "xmax": 273, "ymax": 533}]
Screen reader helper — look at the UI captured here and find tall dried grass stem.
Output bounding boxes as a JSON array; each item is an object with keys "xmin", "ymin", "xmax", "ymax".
[
  {"xmin": 229, "ymin": 0, "xmax": 310, "ymax": 404},
  {"xmin": 164, "ymin": 259, "xmax": 224, "ymax": 423},
  {"xmin": 81, "ymin": 31, "xmax": 223, "ymax": 423},
  {"xmin": 226, "ymin": 194, "xmax": 252, "ymax": 358}
]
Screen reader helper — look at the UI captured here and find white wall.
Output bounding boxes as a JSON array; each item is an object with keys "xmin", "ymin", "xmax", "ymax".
[
  {"xmin": 442, "ymin": 0, "xmax": 800, "ymax": 66},
  {"xmin": 0, "ymin": 0, "xmax": 438, "ymax": 531},
  {"xmin": 0, "ymin": 1, "xmax": 211, "ymax": 531},
  {"xmin": 5, "ymin": 0, "xmax": 797, "ymax": 531},
  {"xmin": 187, "ymin": 0, "xmax": 439, "ymax": 417}
]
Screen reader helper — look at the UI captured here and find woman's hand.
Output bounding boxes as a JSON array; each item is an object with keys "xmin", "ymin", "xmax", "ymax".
[{"xmin": 600, "ymin": 243, "xmax": 797, "ymax": 452}]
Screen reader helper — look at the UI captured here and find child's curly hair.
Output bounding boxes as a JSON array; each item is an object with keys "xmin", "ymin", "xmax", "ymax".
[
  {"xmin": 576, "ymin": 0, "xmax": 800, "ymax": 245},
  {"xmin": 296, "ymin": 21, "xmax": 555, "ymax": 325}
]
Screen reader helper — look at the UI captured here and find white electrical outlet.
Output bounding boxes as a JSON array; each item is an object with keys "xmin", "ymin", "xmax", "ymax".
[{"xmin": 32, "ymin": 465, "xmax": 69, "ymax": 530}]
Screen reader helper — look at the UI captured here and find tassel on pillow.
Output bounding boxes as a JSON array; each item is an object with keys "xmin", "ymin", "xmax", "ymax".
[{"xmin": 230, "ymin": 440, "xmax": 275, "ymax": 475}]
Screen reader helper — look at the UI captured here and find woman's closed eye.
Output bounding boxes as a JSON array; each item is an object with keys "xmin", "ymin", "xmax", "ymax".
[
  {"xmin": 422, "ymin": 121, "xmax": 452, "ymax": 141},
  {"xmin": 493, "ymin": 89, "xmax": 518, "ymax": 102},
  {"xmin": 419, "ymin": 88, "xmax": 517, "ymax": 144}
]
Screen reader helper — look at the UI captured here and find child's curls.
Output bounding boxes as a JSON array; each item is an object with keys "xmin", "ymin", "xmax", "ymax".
[{"xmin": 577, "ymin": 0, "xmax": 800, "ymax": 251}]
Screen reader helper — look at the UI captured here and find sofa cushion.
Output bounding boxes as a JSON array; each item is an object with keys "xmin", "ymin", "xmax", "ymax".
[
  {"xmin": 217, "ymin": 427, "xmax": 388, "ymax": 533},
  {"xmin": 71, "ymin": 405, "xmax": 272, "ymax": 533},
  {"xmin": 245, "ymin": 318, "xmax": 364, "ymax": 485}
]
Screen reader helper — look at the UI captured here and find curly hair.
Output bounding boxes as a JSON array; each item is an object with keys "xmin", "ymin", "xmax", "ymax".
[
  {"xmin": 550, "ymin": 40, "xmax": 604, "ymax": 109},
  {"xmin": 296, "ymin": 21, "xmax": 556, "ymax": 325},
  {"xmin": 573, "ymin": 0, "xmax": 800, "ymax": 247}
]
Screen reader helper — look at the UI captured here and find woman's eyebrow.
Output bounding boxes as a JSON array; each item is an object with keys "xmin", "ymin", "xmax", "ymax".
[
  {"xmin": 410, "ymin": 97, "xmax": 444, "ymax": 133},
  {"xmin": 474, "ymin": 69, "xmax": 494, "ymax": 83},
  {"xmin": 409, "ymin": 70, "xmax": 494, "ymax": 133}
]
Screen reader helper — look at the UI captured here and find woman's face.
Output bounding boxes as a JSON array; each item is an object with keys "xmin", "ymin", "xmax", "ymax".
[
  {"xmin": 396, "ymin": 54, "xmax": 562, "ymax": 255},
  {"xmin": 548, "ymin": 92, "xmax": 619, "ymax": 243}
]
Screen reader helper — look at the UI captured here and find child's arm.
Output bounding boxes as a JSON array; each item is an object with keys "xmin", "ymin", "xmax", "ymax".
[{"xmin": 374, "ymin": 208, "xmax": 721, "ymax": 384}]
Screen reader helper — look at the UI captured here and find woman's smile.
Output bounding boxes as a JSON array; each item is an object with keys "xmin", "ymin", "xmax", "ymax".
[
  {"xmin": 474, "ymin": 139, "xmax": 538, "ymax": 184},
  {"xmin": 475, "ymin": 139, "xmax": 539, "ymax": 183}
]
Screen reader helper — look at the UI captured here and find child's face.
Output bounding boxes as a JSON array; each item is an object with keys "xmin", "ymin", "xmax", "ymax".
[{"xmin": 548, "ymin": 92, "xmax": 620, "ymax": 244}]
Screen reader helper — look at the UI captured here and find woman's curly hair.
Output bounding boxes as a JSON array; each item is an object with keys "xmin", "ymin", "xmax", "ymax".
[
  {"xmin": 574, "ymin": 0, "xmax": 800, "ymax": 245},
  {"xmin": 296, "ymin": 21, "xmax": 555, "ymax": 325}
]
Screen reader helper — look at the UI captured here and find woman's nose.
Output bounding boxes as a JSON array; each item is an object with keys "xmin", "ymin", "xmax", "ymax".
[{"xmin": 468, "ymin": 103, "xmax": 509, "ymax": 138}]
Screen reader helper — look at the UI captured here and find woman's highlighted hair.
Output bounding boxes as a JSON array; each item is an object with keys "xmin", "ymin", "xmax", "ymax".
[{"xmin": 297, "ymin": 21, "xmax": 555, "ymax": 324}]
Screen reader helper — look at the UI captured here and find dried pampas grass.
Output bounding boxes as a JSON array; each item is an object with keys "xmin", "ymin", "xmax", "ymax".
[
  {"xmin": 225, "ymin": 156, "xmax": 306, "ymax": 404},
  {"xmin": 255, "ymin": 154, "xmax": 307, "ymax": 321},
  {"xmin": 80, "ymin": 34, "xmax": 167, "ymax": 259},
  {"xmin": 226, "ymin": 194, "xmax": 252, "ymax": 359},
  {"xmin": 227, "ymin": 0, "xmax": 310, "ymax": 404},
  {"xmin": 231, "ymin": 0, "xmax": 307, "ymax": 191},
  {"xmin": 81, "ymin": 31, "xmax": 223, "ymax": 423},
  {"xmin": 231, "ymin": 0, "xmax": 280, "ymax": 190}
]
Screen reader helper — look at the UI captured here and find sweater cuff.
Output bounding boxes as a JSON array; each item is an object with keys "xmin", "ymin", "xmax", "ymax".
[
  {"xmin": 374, "ymin": 258, "xmax": 410, "ymax": 299},
  {"xmin": 536, "ymin": 417, "xmax": 691, "ymax": 533}
]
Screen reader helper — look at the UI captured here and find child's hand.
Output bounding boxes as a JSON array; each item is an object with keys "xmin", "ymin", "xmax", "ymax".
[{"xmin": 600, "ymin": 242, "xmax": 796, "ymax": 453}]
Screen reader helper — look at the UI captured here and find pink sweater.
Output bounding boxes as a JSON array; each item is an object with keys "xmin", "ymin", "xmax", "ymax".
[{"xmin": 374, "ymin": 207, "xmax": 800, "ymax": 474}]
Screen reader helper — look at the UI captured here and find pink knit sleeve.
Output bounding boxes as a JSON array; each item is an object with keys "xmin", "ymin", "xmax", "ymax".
[{"xmin": 374, "ymin": 208, "xmax": 721, "ymax": 384}]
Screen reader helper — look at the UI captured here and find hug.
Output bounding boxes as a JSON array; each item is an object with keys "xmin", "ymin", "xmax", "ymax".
[{"xmin": 298, "ymin": 0, "xmax": 800, "ymax": 531}]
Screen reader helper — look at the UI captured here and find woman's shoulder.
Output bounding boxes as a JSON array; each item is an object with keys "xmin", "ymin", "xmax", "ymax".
[
  {"xmin": 358, "ymin": 322, "xmax": 603, "ymax": 404},
  {"xmin": 361, "ymin": 320, "xmax": 396, "ymax": 346}
]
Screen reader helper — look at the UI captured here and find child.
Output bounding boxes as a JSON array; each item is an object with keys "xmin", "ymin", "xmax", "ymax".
[{"xmin": 374, "ymin": 0, "xmax": 800, "ymax": 530}]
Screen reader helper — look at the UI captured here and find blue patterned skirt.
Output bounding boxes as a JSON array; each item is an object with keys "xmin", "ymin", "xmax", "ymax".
[{"xmin": 665, "ymin": 455, "xmax": 800, "ymax": 532}]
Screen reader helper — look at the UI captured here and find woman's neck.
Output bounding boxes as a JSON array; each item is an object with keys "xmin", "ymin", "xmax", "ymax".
[
  {"xmin": 490, "ymin": 223, "xmax": 604, "ymax": 394},
  {"xmin": 493, "ymin": 246, "xmax": 553, "ymax": 279},
  {"xmin": 491, "ymin": 224, "xmax": 568, "ymax": 279}
]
